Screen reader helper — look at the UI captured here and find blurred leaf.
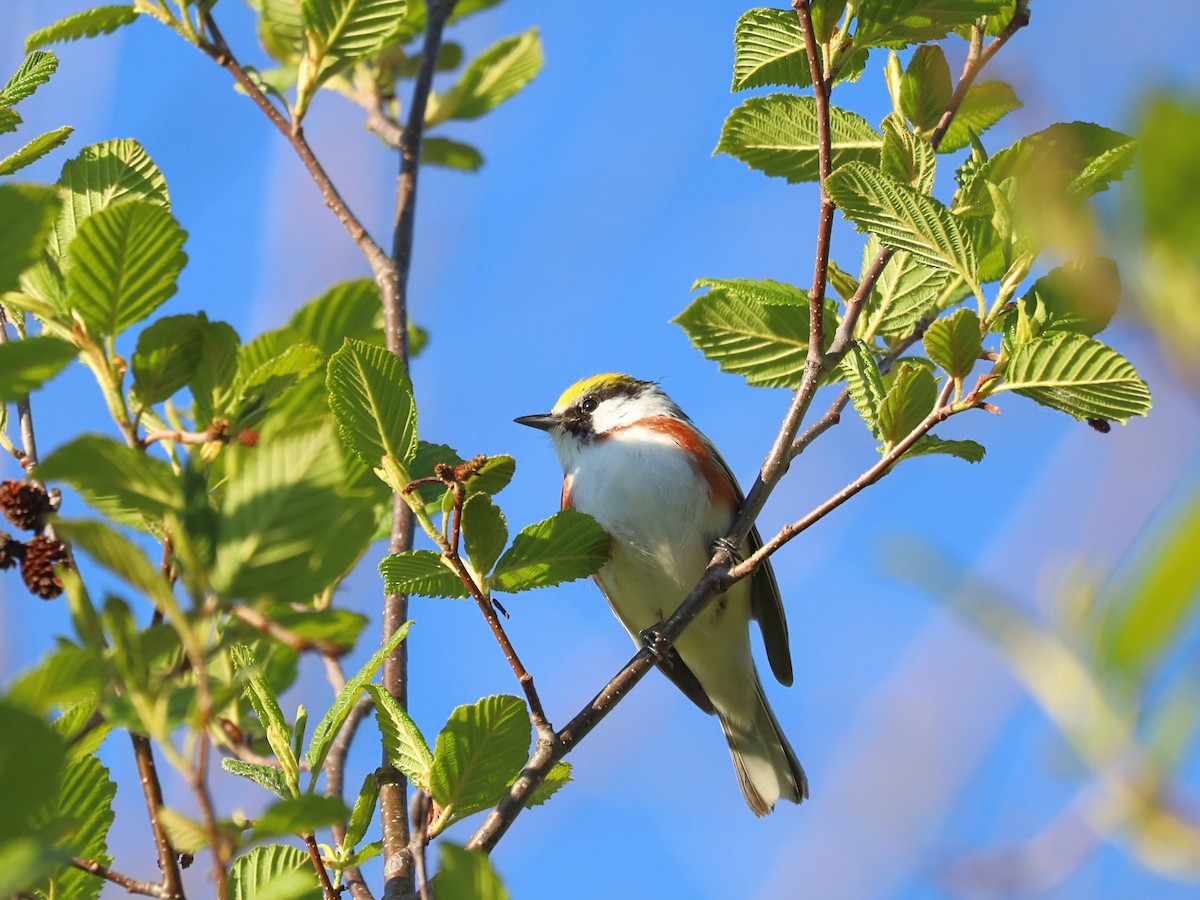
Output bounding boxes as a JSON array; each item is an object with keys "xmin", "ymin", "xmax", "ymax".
[
  {"xmin": 938, "ymin": 80, "xmax": 1021, "ymax": 153},
  {"xmin": 6, "ymin": 643, "xmax": 103, "ymax": 715},
  {"xmin": 259, "ymin": 0, "xmax": 306, "ymax": 64},
  {"xmin": 997, "ymin": 333, "xmax": 1152, "ymax": 423},
  {"xmin": 0, "ymin": 126, "xmax": 74, "ymax": 177},
  {"xmin": 878, "ymin": 361, "xmax": 937, "ymax": 447},
  {"xmin": 1022, "ymin": 257, "xmax": 1121, "ymax": 338},
  {"xmin": 221, "ymin": 758, "xmax": 292, "ymax": 800},
  {"xmin": 880, "ymin": 114, "xmax": 936, "ymax": 193},
  {"xmin": 924, "ymin": 307, "xmax": 981, "ymax": 379},
  {"xmin": 306, "ymin": 621, "xmax": 410, "ymax": 778},
  {"xmin": 40, "ymin": 435, "xmax": 182, "ymax": 519},
  {"xmin": 190, "ymin": 315, "xmax": 241, "ymax": 428},
  {"xmin": 0, "ymin": 51, "xmax": 58, "ymax": 106},
  {"xmin": 855, "ymin": 0, "xmax": 1008, "ymax": 50},
  {"xmin": 839, "ymin": 340, "xmax": 886, "ymax": 438},
  {"xmin": 379, "ymin": 550, "xmax": 468, "ymax": 599},
  {"xmin": 29, "ymin": 754, "xmax": 115, "ymax": 900},
  {"xmin": 327, "ymin": 338, "xmax": 418, "ymax": 477},
  {"xmin": 0, "ymin": 184, "xmax": 60, "ymax": 294},
  {"xmin": 429, "ymin": 695, "xmax": 529, "ymax": 823},
  {"xmin": 491, "ymin": 510, "xmax": 611, "ymax": 594},
  {"xmin": 288, "ymin": 279, "xmax": 381, "ymax": 355},
  {"xmin": 0, "ymin": 837, "xmax": 63, "ymax": 895},
  {"xmin": 158, "ymin": 808, "xmax": 210, "ymax": 854},
  {"xmin": 900, "ymin": 45, "xmax": 952, "ymax": 133},
  {"xmin": 902, "ymin": 434, "xmax": 985, "ymax": 463},
  {"xmin": 0, "ymin": 336, "xmax": 77, "ymax": 402},
  {"xmin": 0, "ymin": 701, "xmax": 67, "ymax": 844},
  {"xmin": 827, "ymin": 161, "xmax": 976, "ymax": 284},
  {"xmin": 252, "ymin": 795, "xmax": 348, "ymax": 840},
  {"xmin": 437, "ymin": 843, "xmax": 510, "ymax": 900},
  {"xmin": 432, "ymin": 29, "xmax": 542, "ymax": 123},
  {"xmin": 228, "ymin": 844, "xmax": 321, "ymax": 900},
  {"xmin": 422, "ymin": 137, "xmax": 483, "ymax": 172},
  {"xmin": 25, "ymin": 6, "xmax": 140, "ymax": 51},
  {"xmin": 716, "ymin": 95, "xmax": 881, "ymax": 183},
  {"xmin": 365, "ymin": 683, "xmax": 433, "ymax": 790},
  {"xmin": 131, "ymin": 314, "xmax": 206, "ymax": 405},
  {"xmin": 462, "ymin": 494, "xmax": 507, "ymax": 577}
]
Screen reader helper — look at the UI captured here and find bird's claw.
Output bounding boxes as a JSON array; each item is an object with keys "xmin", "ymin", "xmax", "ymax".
[
  {"xmin": 639, "ymin": 626, "xmax": 668, "ymax": 662},
  {"xmin": 710, "ymin": 537, "xmax": 742, "ymax": 563}
]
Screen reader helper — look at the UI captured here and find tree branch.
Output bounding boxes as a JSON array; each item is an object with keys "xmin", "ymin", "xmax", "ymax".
[
  {"xmin": 303, "ymin": 832, "xmax": 339, "ymax": 900},
  {"xmin": 0, "ymin": 309, "xmax": 41, "ymax": 472},
  {"xmin": 71, "ymin": 857, "xmax": 166, "ymax": 898},
  {"xmin": 130, "ymin": 734, "xmax": 185, "ymax": 899}
]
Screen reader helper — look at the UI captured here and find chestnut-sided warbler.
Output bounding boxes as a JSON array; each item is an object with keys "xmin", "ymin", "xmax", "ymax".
[{"xmin": 516, "ymin": 373, "xmax": 807, "ymax": 815}]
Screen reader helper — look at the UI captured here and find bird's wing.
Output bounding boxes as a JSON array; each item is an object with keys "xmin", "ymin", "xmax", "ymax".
[{"xmin": 656, "ymin": 649, "xmax": 716, "ymax": 715}]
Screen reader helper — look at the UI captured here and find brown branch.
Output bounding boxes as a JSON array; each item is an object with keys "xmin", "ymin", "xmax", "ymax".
[
  {"xmin": 71, "ymin": 857, "xmax": 166, "ymax": 897},
  {"xmin": 228, "ymin": 604, "xmax": 344, "ymax": 657},
  {"xmin": 0, "ymin": 309, "xmax": 41, "ymax": 472},
  {"xmin": 140, "ymin": 428, "xmax": 216, "ymax": 447},
  {"xmin": 303, "ymin": 832, "xmax": 339, "ymax": 900},
  {"xmin": 409, "ymin": 791, "xmax": 433, "ymax": 900},
  {"xmin": 130, "ymin": 735, "xmax": 185, "ymax": 899},
  {"xmin": 323, "ymin": 655, "xmax": 375, "ymax": 900}
]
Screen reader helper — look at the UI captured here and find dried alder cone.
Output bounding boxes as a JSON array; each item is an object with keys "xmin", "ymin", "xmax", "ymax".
[
  {"xmin": 0, "ymin": 532, "xmax": 24, "ymax": 571},
  {"xmin": 20, "ymin": 534, "xmax": 70, "ymax": 600},
  {"xmin": 0, "ymin": 479, "xmax": 54, "ymax": 532}
]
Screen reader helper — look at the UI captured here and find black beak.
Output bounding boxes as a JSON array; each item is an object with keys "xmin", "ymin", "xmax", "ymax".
[{"xmin": 514, "ymin": 413, "xmax": 560, "ymax": 432}]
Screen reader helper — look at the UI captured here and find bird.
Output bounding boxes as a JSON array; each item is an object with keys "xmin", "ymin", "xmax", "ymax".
[{"xmin": 516, "ymin": 373, "xmax": 807, "ymax": 815}]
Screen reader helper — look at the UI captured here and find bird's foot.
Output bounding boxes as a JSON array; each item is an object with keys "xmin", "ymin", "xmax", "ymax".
[
  {"xmin": 638, "ymin": 625, "xmax": 669, "ymax": 662},
  {"xmin": 710, "ymin": 536, "xmax": 742, "ymax": 563}
]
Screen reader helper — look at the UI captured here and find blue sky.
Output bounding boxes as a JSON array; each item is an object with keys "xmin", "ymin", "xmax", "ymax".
[{"xmin": 3, "ymin": 2, "xmax": 1200, "ymax": 898}]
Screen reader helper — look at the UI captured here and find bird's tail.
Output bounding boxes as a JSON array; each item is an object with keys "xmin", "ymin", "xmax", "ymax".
[{"xmin": 717, "ymin": 672, "xmax": 808, "ymax": 816}]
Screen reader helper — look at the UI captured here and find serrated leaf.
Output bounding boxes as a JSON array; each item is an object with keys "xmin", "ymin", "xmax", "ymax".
[
  {"xmin": 306, "ymin": 621, "xmax": 411, "ymax": 778},
  {"xmin": 301, "ymin": 0, "xmax": 409, "ymax": 90},
  {"xmin": 222, "ymin": 758, "xmax": 292, "ymax": 800},
  {"xmin": 996, "ymin": 333, "xmax": 1152, "ymax": 423},
  {"xmin": 260, "ymin": 0, "xmax": 306, "ymax": 63},
  {"xmin": 429, "ymin": 695, "xmax": 529, "ymax": 822},
  {"xmin": 0, "ymin": 183, "xmax": 60, "ymax": 294},
  {"xmin": 229, "ymin": 844, "xmax": 320, "ymax": 900},
  {"xmin": 66, "ymin": 201, "xmax": 187, "ymax": 337},
  {"xmin": 900, "ymin": 45, "xmax": 952, "ymax": 133},
  {"xmin": 131, "ymin": 314, "xmax": 205, "ymax": 405},
  {"xmin": 25, "ymin": 6, "xmax": 140, "ymax": 51},
  {"xmin": 364, "ymin": 683, "xmax": 433, "ymax": 789},
  {"xmin": 434, "ymin": 29, "xmax": 542, "ymax": 123},
  {"xmin": 0, "ymin": 336, "xmax": 77, "ymax": 403},
  {"xmin": 880, "ymin": 114, "xmax": 936, "ymax": 193},
  {"xmin": 40, "ymin": 435, "xmax": 182, "ymax": 519},
  {"xmin": 288, "ymin": 279, "xmax": 382, "ymax": 354},
  {"xmin": 252, "ymin": 795, "xmax": 348, "ymax": 840},
  {"xmin": 1023, "ymin": 257, "xmax": 1120, "ymax": 338},
  {"xmin": 855, "ymin": 0, "xmax": 1008, "ymax": 50},
  {"xmin": 232, "ymin": 342, "xmax": 324, "ymax": 430},
  {"xmin": 231, "ymin": 644, "xmax": 300, "ymax": 794},
  {"xmin": 838, "ymin": 341, "xmax": 887, "ymax": 438},
  {"xmin": 902, "ymin": 434, "xmax": 985, "ymax": 463},
  {"xmin": 212, "ymin": 425, "xmax": 376, "ymax": 600},
  {"xmin": 422, "ymin": 137, "xmax": 484, "ymax": 172},
  {"xmin": 0, "ymin": 126, "xmax": 74, "ymax": 177},
  {"xmin": 327, "ymin": 338, "xmax": 418, "ymax": 474},
  {"xmin": 938, "ymin": 80, "xmax": 1021, "ymax": 153},
  {"xmin": 716, "ymin": 94, "xmax": 882, "ymax": 183},
  {"xmin": 924, "ymin": 307, "xmax": 981, "ymax": 379},
  {"xmin": 30, "ymin": 754, "xmax": 115, "ymax": 900},
  {"xmin": 462, "ymin": 494, "xmax": 507, "ymax": 577},
  {"xmin": 0, "ymin": 52, "xmax": 58, "ymax": 107},
  {"xmin": 491, "ymin": 510, "xmax": 610, "ymax": 594},
  {"xmin": 673, "ymin": 282, "xmax": 824, "ymax": 388},
  {"xmin": 0, "ymin": 109, "xmax": 21, "ymax": 136},
  {"xmin": 344, "ymin": 770, "xmax": 379, "ymax": 849},
  {"xmin": 826, "ymin": 161, "xmax": 976, "ymax": 283},
  {"xmin": 731, "ymin": 8, "xmax": 812, "ymax": 92},
  {"xmin": 379, "ymin": 550, "xmax": 468, "ymax": 598},
  {"xmin": 190, "ymin": 315, "xmax": 241, "ymax": 427},
  {"xmin": 859, "ymin": 237, "xmax": 955, "ymax": 339},
  {"xmin": 878, "ymin": 362, "xmax": 938, "ymax": 446},
  {"xmin": 437, "ymin": 844, "xmax": 510, "ymax": 900},
  {"xmin": 523, "ymin": 760, "xmax": 571, "ymax": 808},
  {"xmin": 6, "ymin": 645, "xmax": 103, "ymax": 716}
]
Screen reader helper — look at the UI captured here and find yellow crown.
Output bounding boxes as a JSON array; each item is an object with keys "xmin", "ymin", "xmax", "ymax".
[{"xmin": 554, "ymin": 373, "xmax": 641, "ymax": 411}]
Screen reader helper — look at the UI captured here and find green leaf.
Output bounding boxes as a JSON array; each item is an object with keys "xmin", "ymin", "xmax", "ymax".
[
  {"xmin": 25, "ymin": 6, "xmax": 140, "ymax": 51},
  {"xmin": 66, "ymin": 201, "xmax": 188, "ymax": 337},
  {"xmin": 231, "ymin": 644, "xmax": 300, "ymax": 794},
  {"xmin": 0, "ymin": 183, "xmax": 60, "ymax": 294},
  {"xmin": 855, "ymin": 0, "xmax": 1008, "ymax": 50},
  {"xmin": 938, "ymin": 80, "xmax": 1021, "ymax": 153},
  {"xmin": 433, "ymin": 29, "xmax": 542, "ymax": 122},
  {"xmin": 716, "ymin": 94, "xmax": 882, "ymax": 183},
  {"xmin": 877, "ymin": 361, "xmax": 937, "ymax": 447},
  {"xmin": 158, "ymin": 808, "xmax": 211, "ymax": 855},
  {"xmin": 252, "ymin": 795, "xmax": 348, "ymax": 840},
  {"xmin": 364, "ymin": 683, "xmax": 433, "ymax": 789},
  {"xmin": 673, "ymin": 280, "xmax": 822, "ymax": 388},
  {"xmin": 190, "ymin": 315, "xmax": 241, "ymax": 427},
  {"xmin": 437, "ymin": 843, "xmax": 510, "ymax": 900},
  {"xmin": 0, "ymin": 126, "xmax": 74, "ymax": 177},
  {"xmin": 880, "ymin": 113, "xmax": 936, "ymax": 194},
  {"xmin": 40, "ymin": 435, "xmax": 182, "ymax": 520},
  {"xmin": 996, "ymin": 333, "xmax": 1152, "ymax": 423},
  {"xmin": 422, "ymin": 137, "xmax": 484, "ymax": 172},
  {"xmin": 0, "ymin": 701, "xmax": 67, "ymax": 845},
  {"xmin": 229, "ymin": 844, "xmax": 321, "ymax": 900},
  {"xmin": 428, "ymin": 695, "xmax": 529, "ymax": 822},
  {"xmin": 344, "ymin": 770, "xmax": 379, "ymax": 849},
  {"xmin": 221, "ymin": 758, "xmax": 292, "ymax": 800},
  {"xmin": 0, "ymin": 109, "xmax": 22, "ymax": 136},
  {"xmin": 131, "ymin": 314, "xmax": 206, "ymax": 405},
  {"xmin": 731, "ymin": 8, "xmax": 812, "ymax": 92},
  {"xmin": 259, "ymin": 0, "xmax": 306, "ymax": 64},
  {"xmin": 0, "ymin": 838, "xmax": 63, "ymax": 894},
  {"xmin": 0, "ymin": 336, "xmax": 77, "ymax": 403},
  {"xmin": 491, "ymin": 510, "xmax": 611, "ymax": 594},
  {"xmin": 826, "ymin": 161, "xmax": 976, "ymax": 283},
  {"xmin": 213, "ymin": 426, "xmax": 376, "ymax": 600},
  {"xmin": 838, "ymin": 340, "xmax": 886, "ymax": 438},
  {"xmin": 30, "ymin": 754, "xmax": 116, "ymax": 900},
  {"xmin": 1022, "ymin": 257, "xmax": 1121, "ymax": 338},
  {"xmin": 232, "ymin": 342, "xmax": 324, "ymax": 430},
  {"xmin": 289, "ymin": 279, "xmax": 381, "ymax": 355},
  {"xmin": 306, "ymin": 621, "xmax": 411, "ymax": 778},
  {"xmin": 902, "ymin": 434, "xmax": 985, "ymax": 463},
  {"xmin": 523, "ymin": 760, "xmax": 571, "ymax": 808},
  {"xmin": 379, "ymin": 550, "xmax": 468, "ymax": 599},
  {"xmin": 924, "ymin": 307, "xmax": 981, "ymax": 379},
  {"xmin": 6, "ymin": 644, "xmax": 103, "ymax": 716},
  {"xmin": 900, "ymin": 45, "xmax": 952, "ymax": 133},
  {"xmin": 300, "ymin": 0, "xmax": 409, "ymax": 97},
  {"xmin": 859, "ymin": 238, "xmax": 956, "ymax": 339},
  {"xmin": 462, "ymin": 494, "xmax": 507, "ymax": 578},
  {"xmin": 0, "ymin": 52, "xmax": 58, "ymax": 107},
  {"xmin": 327, "ymin": 337, "xmax": 418, "ymax": 475}
]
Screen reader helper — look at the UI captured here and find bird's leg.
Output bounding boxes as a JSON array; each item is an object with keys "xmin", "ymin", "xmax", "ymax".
[
  {"xmin": 638, "ymin": 626, "xmax": 669, "ymax": 661},
  {"xmin": 710, "ymin": 536, "xmax": 742, "ymax": 563}
]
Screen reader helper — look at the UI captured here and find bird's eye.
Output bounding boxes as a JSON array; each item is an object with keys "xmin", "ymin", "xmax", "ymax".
[{"xmin": 580, "ymin": 397, "xmax": 598, "ymax": 413}]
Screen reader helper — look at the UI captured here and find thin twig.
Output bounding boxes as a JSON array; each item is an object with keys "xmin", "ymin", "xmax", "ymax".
[
  {"xmin": 324, "ymin": 655, "xmax": 375, "ymax": 900},
  {"xmin": 0, "ymin": 309, "xmax": 41, "ymax": 472},
  {"xmin": 71, "ymin": 857, "xmax": 166, "ymax": 898},
  {"xmin": 130, "ymin": 735, "xmax": 185, "ymax": 899},
  {"xmin": 303, "ymin": 832, "xmax": 339, "ymax": 900},
  {"xmin": 229, "ymin": 604, "xmax": 345, "ymax": 657},
  {"xmin": 410, "ymin": 791, "xmax": 433, "ymax": 900}
]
